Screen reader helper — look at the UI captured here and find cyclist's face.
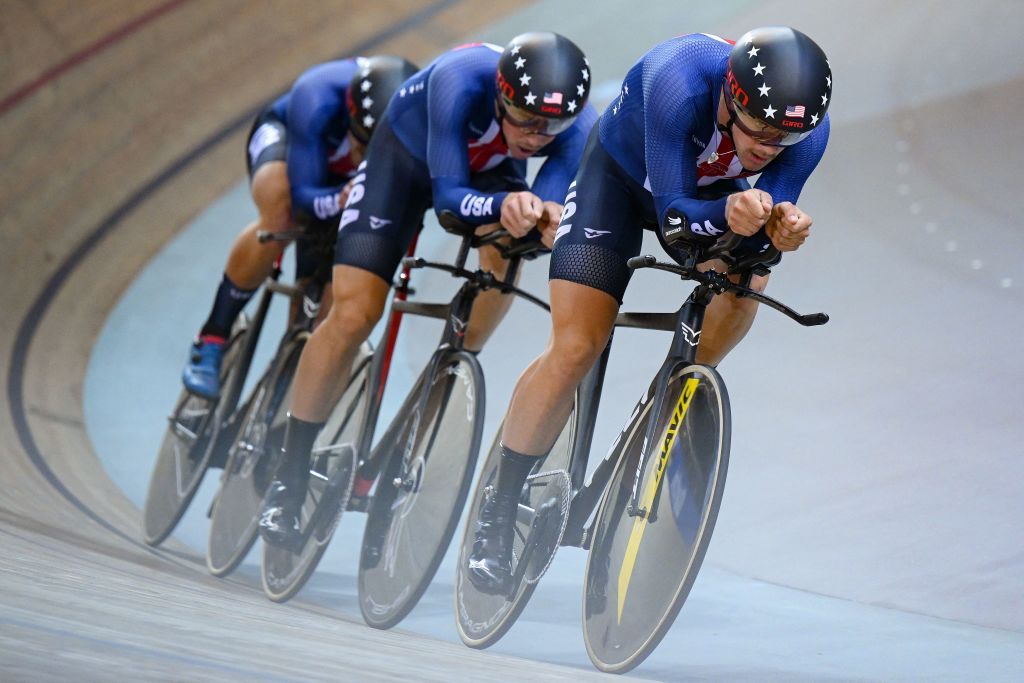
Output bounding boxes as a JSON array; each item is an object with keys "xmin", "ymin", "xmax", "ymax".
[
  {"xmin": 347, "ymin": 132, "xmax": 367, "ymax": 166},
  {"xmin": 718, "ymin": 91, "xmax": 784, "ymax": 171},
  {"xmin": 501, "ymin": 118, "xmax": 556, "ymax": 159}
]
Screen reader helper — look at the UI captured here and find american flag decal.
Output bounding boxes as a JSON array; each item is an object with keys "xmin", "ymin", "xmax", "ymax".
[
  {"xmin": 785, "ymin": 105, "xmax": 805, "ymax": 118},
  {"xmin": 543, "ymin": 92, "xmax": 563, "ymax": 105}
]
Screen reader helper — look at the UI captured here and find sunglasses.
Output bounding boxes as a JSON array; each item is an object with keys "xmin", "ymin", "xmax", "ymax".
[
  {"xmin": 724, "ymin": 94, "xmax": 811, "ymax": 147},
  {"xmin": 499, "ymin": 97, "xmax": 577, "ymax": 136}
]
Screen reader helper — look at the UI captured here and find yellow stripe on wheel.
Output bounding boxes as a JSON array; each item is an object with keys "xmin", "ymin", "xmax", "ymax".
[{"xmin": 616, "ymin": 377, "xmax": 699, "ymax": 624}]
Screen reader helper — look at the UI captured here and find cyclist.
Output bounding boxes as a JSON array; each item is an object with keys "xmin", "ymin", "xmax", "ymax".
[
  {"xmin": 258, "ymin": 32, "xmax": 597, "ymax": 545},
  {"xmin": 467, "ymin": 26, "xmax": 833, "ymax": 593},
  {"xmin": 182, "ymin": 55, "xmax": 419, "ymax": 399}
]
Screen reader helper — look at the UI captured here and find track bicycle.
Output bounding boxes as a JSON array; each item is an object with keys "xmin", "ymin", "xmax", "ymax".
[
  {"xmin": 205, "ymin": 227, "xmax": 389, "ymax": 577},
  {"xmin": 142, "ymin": 238, "xmax": 287, "ymax": 546},
  {"xmin": 260, "ymin": 213, "xmax": 548, "ymax": 627},
  {"xmin": 454, "ymin": 240, "xmax": 828, "ymax": 673}
]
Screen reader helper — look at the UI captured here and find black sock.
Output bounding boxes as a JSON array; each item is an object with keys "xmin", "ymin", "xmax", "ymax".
[
  {"xmin": 495, "ymin": 443, "xmax": 542, "ymax": 498},
  {"xmin": 278, "ymin": 414, "xmax": 324, "ymax": 489},
  {"xmin": 199, "ymin": 273, "xmax": 256, "ymax": 340}
]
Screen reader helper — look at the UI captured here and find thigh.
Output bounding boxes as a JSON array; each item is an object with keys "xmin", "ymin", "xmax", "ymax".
[
  {"xmin": 548, "ymin": 132, "xmax": 645, "ymax": 304},
  {"xmin": 334, "ymin": 119, "xmax": 432, "ymax": 284}
]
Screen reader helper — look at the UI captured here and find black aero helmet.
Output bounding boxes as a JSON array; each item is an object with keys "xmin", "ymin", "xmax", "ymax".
[
  {"xmin": 347, "ymin": 55, "xmax": 419, "ymax": 144},
  {"xmin": 724, "ymin": 26, "xmax": 832, "ymax": 146},
  {"xmin": 496, "ymin": 31, "xmax": 590, "ymax": 136}
]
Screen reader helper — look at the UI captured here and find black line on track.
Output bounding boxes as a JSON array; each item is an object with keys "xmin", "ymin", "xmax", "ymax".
[{"xmin": 6, "ymin": 0, "xmax": 460, "ymax": 554}]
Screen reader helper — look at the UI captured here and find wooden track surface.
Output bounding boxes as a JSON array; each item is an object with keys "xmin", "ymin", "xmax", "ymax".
[{"xmin": 0, "ymin": 2, "xmax": 619, "ymax": 678}]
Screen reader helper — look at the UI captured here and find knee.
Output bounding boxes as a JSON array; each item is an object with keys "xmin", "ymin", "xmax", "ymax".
[
  {"xmin": 547, "ymin": 326, "xmax": 608, "ymax": 380},
  {"xmin": 321, "ymin": 300, "xmax": 379, "ymax": 342},
  {"xmin": 251, "ymin": 163, "xmax": 292, "ymax": 229}
]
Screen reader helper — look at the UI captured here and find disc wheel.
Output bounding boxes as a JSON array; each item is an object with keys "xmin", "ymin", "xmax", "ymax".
[
  {"xmin": 260, "ymin": 344, "xmax": 372, "ymax": 602},
  {"xmin": 357, "ymin": 351, "xmax": 483, "ymax": 630},
  {"xmin": 206, "ymin": 336, "xmax": 304, "ymax": 576},
  {"xmin": 142, "ymin": 318, "xmax": 248, "ymax": 546},
  {"xmin": 583, "ymin": 364, "xmax": 730, "ymax": 673},
  {"xmin": 453, "ymin": 402, "xmax": 576, "ymax": 649}
]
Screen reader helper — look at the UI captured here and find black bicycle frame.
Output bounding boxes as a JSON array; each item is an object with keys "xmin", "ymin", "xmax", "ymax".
[
  {"xmin": 560, "ymin": 283, "xmax": 719, "ymax": 549},
  {"xmin": 354, "ymin": 225, "xmax": 545, "ymax": 480}
]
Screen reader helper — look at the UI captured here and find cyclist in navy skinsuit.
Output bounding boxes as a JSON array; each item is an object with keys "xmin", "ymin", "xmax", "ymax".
[
  {"xmin": 467, "ymin": 27, "xmax": 834, "ymax": 594},
  {"xmin": 182, "ymin": 56, "xmax": 418, "ymax": 399},
  {"xmin": 259, "ymin": 32, "xmax": 597, "ymax": 546}
]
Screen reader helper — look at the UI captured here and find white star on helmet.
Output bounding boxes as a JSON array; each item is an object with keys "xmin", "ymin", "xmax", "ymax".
[
  {"xmin": 363, "ymin": 114, "xmax": 375, "ymax": 128},
  {"xmin": 515, "ymin": 56, "xmax": 526, "ymax": 69},
  {"xmin": 758, "ymin": 83, "xmax": 771, "ymax": 97},
  {"xmin": 520, "ymin": 73, "xmax": 532, "ymax": 86},
  {"xmin": 361, "ymin": 80, "xmax": 372, "ymax": 92},
  {"xmin": 362, "ymin": 96, "xmax": 373, "ymax": 108},
  {"xmin": 746, "ymin": 45, "xmax": 760, "ymax": 58},
  {"xmin": 524, "ymin": 92, "xmax": 537, "ymax": 106},
  {"xmin": 752, "ymin": 63, "xmax": 765, "ymax": 77},
  {"xmin": 567, "ymin": 100, "xmax": 577, "ymax": 113},
  {"xmin": 763, "ymin": 104, "xmax": 777, "ymax": 119}
]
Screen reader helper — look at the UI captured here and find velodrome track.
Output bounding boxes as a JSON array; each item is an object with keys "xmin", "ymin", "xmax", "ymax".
[{"xmin": 3, "ymin": 0, "xmax": 1023, "ymax": 680}]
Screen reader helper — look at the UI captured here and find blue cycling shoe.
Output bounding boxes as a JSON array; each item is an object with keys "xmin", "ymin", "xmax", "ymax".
[{"xmin": 182, "ymin": 337, "xmax": 225, "ymax": 399}]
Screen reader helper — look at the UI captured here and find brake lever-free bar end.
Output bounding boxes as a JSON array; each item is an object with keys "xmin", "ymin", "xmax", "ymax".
[
  {"xmin": 799, "ymin": 312, "xmax": 830, "ymax": 327},
  {"xmin": 401, "ymin": 257, "xmax": 425, "ymax": 269},
  {"xmin": 627, "ymin": 255, "xmax": 658, "ymax": 270}
]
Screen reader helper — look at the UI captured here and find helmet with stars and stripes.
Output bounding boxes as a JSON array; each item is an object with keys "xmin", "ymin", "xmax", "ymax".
[
  {"xmin": 496, "ymin": 31, "xmax": 590, "ymax": 136},
  {"xmin": 347, "ymin": 55, "xmax": 419, "ymax": 144},
  {"xmin": 724, "ymin": 26, "xmax": 832, "ymax": 147}
]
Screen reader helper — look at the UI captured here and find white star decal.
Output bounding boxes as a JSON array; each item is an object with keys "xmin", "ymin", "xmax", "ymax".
[
  {"xmin": 581, "ymin": 68, "xmax": 589, "ymax": 81},
  {"xmin": 361, "ymin": 80, "xmax": 371, "ymax": 92},
  {"xmin": 524, "ymin": 92, "xmax": 537, "ymax": 105},
  {"xmin": 623, "ymin": 84, "xmax": 629, "ymax": 95},
  {"xmin": 747, "ymin": 45, "xmax": 760, "ymax": 58},
  {"xmin": 567, "ymin": 99, "xmax": 577, "ymax": 113},
  {"xmin": 510, "ymin": 44, "xmax": 521, "ymax": 55},
  {"xmin": 520, "ymin": 73, "xmax": 531, "ymax": 86},
  {"xmin": 363, "ymin": 114, "xmax": 375, "ymax": 128},
  {"xmin": 515, "ymin": 56, "xmax": 526, "ymax": 70},
  {"xmin": 821, "ymin": 92, "xmax": 829, "ymax": 106},
  {"xmin": 758, "ymin": 83, "xmax": 771, "ymax": 97},
  {"xmin": 752, "ymin": 62, "xmax": 765, "ymax": 77},
  {"xmin": 584, "ymin": 57, "xmax": 590, "ymax": 66},
  {"xmin": 763, "ymin": 104, "xmax": 777, "ymax": 119},
  {"xmin": 362, "ymin": 96, "xmax": 373, "ymax": 108},
  {"xmin": 810, "ymin": 113, "xmax": 819, "ymax": 126},
  {"xmin": 400, "ymin": 87, "xmax": 407, "ymax": 97},
  {"xmin": 826, "ymin": 75, "xmax": 831, "ymax": 87},
  {"xmin": 576, "ymin": 83, "xmax": 585, "ymax": 97}
]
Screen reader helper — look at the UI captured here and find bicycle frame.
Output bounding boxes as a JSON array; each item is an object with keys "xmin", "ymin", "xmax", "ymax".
[
  {"xmin": 559, "ymin": 283, "xmax": 715, "ymax": 548},
  {"xmin": 355, "ymin": 224, "xmax": 546, "ymax": 479}
]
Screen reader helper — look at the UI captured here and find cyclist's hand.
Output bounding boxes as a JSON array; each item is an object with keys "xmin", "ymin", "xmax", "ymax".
[
  {"xmin": 536, "ymin": 201, "xmax": 562, "ymax": 248},
  {"xmin": 501, "ymin": 191, "xmax": 543, "ymax": 238},
  {"xmin": 765, "ymin": 202, "xmax": 811, "ymax": 252},
  {"xmin": 726, "ymin": 189, "xmax": 773, "ymax": 236},
  {"xmin": 339, "ymin": 178, "xmax": 357, "ymax": 208}
]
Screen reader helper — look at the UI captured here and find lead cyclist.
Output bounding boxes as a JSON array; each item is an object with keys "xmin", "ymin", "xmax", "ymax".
[{"xmin": 467, "ymin": 26, "xmax": 834, "ymax": 594}]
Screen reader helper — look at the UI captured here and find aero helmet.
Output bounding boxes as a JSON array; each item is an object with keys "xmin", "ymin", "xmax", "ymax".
[
  {"xmin": 496, "ymin": 31, "xmax": 590, "ymax": 136},
  {"xmin": 348, "ymin": 55, "xmax": 419, "ymax": 144},
  {"xmin": 723, "ymin": 26, "xmax": 831, "ymax": 146}
]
